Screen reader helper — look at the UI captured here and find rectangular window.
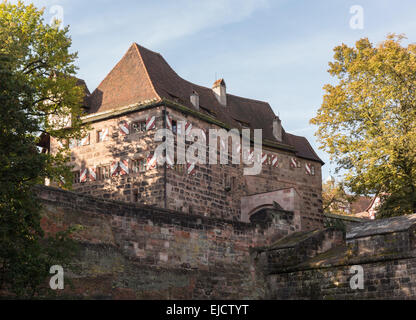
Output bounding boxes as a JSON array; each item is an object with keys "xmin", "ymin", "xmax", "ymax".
[
  {"xmin": 131, "ymin": 159, "xmax": 146, "ymax": 173},
  {"xmin": 311, "ymin": 165, "xmax": 315, "ymax": 176},
  {"xmin": 73, "ymin": 171, "xmax": 80, "ymax": 184},
  {"xmin": 78, "ymin": 134, "xmax": 90, "ymax": 146},
  {"xmin": 131, "ymin": 120, "xmax": 146, "ymax": 133},
  {"xmin": 97, "ymin": 130, "xmax": 105, "ymax": 142},
  {"xmin": 224, "ymin": 173, "xmax": 231, "ymax": 191},
  {"xmin": 174, "ymin": 164, "xmax": 184, "ymax": 174},
  {"xmin": 176, "ymin": 121, "xmax": 182, "ymax": 135},
  {"xmin": 97, "ymin": 165, "xmax": 110, "ymax": 180},
  {"xmin": 172, "ymin": 120, "xmax": 177, "ymax": 134}
]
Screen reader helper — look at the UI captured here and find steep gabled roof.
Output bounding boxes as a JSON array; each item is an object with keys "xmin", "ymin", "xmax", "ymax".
[
  {"xmin": 74, "ymin": 78, "xmax": 90, "ymax": 107},
  {"xmin": 87, "ymin": 44, "xmax": 160, "ymax": 114},
  {"xmin": 86, "ymin": 43, "xmax": 323, "ymax": 164}
]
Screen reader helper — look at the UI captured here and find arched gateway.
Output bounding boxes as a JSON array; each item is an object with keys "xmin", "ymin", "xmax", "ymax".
[{"xmin": 240, "ymin": 187, "xmax": 302, "ymax": 231}]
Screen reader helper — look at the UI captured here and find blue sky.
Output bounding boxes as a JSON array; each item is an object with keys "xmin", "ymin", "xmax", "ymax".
[{"xmin": 22, "ymin": 0, "xmax": 416, "ymax": 181}]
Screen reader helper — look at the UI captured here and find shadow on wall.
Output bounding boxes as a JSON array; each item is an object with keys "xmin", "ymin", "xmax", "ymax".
[
  {"xmin": 65, "ymin": 111, "xmax": 163, "ymax": 206},
  {"xmin": 102, "ymin": 116, "xmax": 163, "ymax": 205},
  {"xmin": 241, "ymin": 187, "xmax": 302, "ymax": 231}
]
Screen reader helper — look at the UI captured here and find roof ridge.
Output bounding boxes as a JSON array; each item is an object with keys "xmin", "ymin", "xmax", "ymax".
[
  {"xmin": 134, "ymin": 43, "xmax": 163, "ymax": 56},
  {"xmin": 139, "ymin": 45, "xmax": 202, "ymax": 93},
  {"xmin": 133, "ymin": 44, "xmax": 275, "ymax": 113},
  {"xmin": 132, "ymin": 44, "xmax": 268, "ymax": 107},
  {"xmin": 226, "ymin": 92, "xmax": 271, "ymax": 105},
  {"xmin": 91, "ymin": 43, "xmax": 136, "ymax": 93},
  {"xmin": 133, "ymin": 43, "xmax": 161, "ymax": 101}
]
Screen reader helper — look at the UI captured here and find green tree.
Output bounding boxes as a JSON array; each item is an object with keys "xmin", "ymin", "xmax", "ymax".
[
  {"xmin": 322, "ymin": 179, "xmax": 356, "ymax": 215},
  {"xmin": 0, "ymin": 1, "xmax": 85, "ymax": 297},
  {"xmin": 311, "ymin": 34, "xmax": 416, "ymax": 217}
]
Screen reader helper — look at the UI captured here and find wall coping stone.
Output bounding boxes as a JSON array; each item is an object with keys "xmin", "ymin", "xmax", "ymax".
[
  {"xmin": 346, "ymin": 214, "xmax": 416, "ymax": 240},
  {"xmin": 324, "ymin": 212, "xmax": 366, "ymax": 223},
  {"xmin": 34, "ymin": 185, "xmax": 263, "ymax": 232}
]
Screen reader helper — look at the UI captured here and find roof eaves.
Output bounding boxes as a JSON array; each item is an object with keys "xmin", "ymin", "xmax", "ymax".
[
  {"xmin": 163, "ymin": 98, "xmax": 231, "ymax": 129},
  {"xmin": 263, "ymin": 138, "xmax": 296, "ymax": 153},
  {"xmin": 81, "ymin": 98, "xmax": 161, "ymax": 124},
  {"xmin": 296, "ymin": 154, "xmax": 325, "ymax": 165},
  {"xmin": 80, "ymin": 96, "xmax": 313, "ymax": 157}
]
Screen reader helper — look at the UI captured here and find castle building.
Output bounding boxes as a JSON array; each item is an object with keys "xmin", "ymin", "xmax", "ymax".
[{"xmin": 48, "ymin": 43, "xmax": 324, "ymax": 230}]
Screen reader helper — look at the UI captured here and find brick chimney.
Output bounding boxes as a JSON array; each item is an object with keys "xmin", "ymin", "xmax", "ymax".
[
  {"xmin": 212, "ymin": 78, "xmax": 226, "ymax": 106},
  {"xmin": 190, "ymin": 90, "xmax": 199, "ymax": 110},
  {"xmin": 273, "ymin": 116, "xmax": 282, "ymax": 142}
]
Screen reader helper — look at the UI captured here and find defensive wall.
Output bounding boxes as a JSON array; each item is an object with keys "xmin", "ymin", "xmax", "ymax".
[{"xmin": 36, "ymin": 185, "xmax": 416, "ymax": 299}]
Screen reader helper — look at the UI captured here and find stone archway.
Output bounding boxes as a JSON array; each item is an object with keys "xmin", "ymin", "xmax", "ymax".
[
  {"xmin": 248, "ymin": 205, "xmax": 275, "ymax": 224},
  {"xmin": 240, "ymin": 187, "xmax": 301, "ymax": 229}
]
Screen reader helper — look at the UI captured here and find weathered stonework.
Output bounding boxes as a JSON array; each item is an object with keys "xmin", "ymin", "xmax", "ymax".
[
  {"xmin": 51, "ymin": 103, "xmax": 323, "ymax": 230},
  {"xmin": 256, "ymin": 214, "xmax": 416, "ymax": 299},
  {"xmin": 35, "ymin": 186, "xmax": 416, "ymax": 300},
  {"xmin": 45, "ymin": 42, "xmax": 324, "ymax": 231},
  {"xmin": 37, "ymin": 185, "xmax": 293, "ymax": 299}
]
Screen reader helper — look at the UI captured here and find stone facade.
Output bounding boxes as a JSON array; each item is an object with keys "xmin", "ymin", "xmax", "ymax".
[
  {"xmin": 51, "ymin": 103, "xmax": 323, "ymax": 230},
  {"xmin": 47, "ymin": 42, "xmax": 324, "ymax": 230}
]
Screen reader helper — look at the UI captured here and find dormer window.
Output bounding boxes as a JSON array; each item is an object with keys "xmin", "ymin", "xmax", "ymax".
[
  {"xmin": 273, "ymin": 116, "xmax": 283, "ymax": 142},
  {"xmin": 190, "ymin": 90, "xmax": 199, "ymax": 110}
]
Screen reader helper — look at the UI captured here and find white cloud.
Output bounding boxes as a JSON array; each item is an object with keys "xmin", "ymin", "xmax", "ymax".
[
  {"xmin": 15, "ymin": 0, "xmax": 69, "ymax": 8},
  {"xmin": 71, "ymin": 0, "xmax": 270, "ymax": 47}
]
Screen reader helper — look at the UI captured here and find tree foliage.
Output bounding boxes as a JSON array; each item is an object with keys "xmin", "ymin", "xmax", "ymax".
[
  {"xmin": 311, "ymin": 34, "xmax": 416, "ymax": 216},
  {"xmin": 0, "ymin": 1, "xmax": 85, "ymax": 297},
  {"xmin": 322, "ymin": 179, "xmax": 356, "ymax": 215}
]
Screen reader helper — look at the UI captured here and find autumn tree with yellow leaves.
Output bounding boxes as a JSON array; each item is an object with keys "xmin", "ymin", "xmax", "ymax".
[{"xmin": 311, "ymin": 34, "xmax": 416, "ymax": 217}]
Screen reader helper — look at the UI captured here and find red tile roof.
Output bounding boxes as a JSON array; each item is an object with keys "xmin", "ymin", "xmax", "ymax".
[
  {"xmin": 86, "ymin": 43, "xmax": 323, "ymax": 164},
  {"xmin": 351, "ymin": 196, "xmax": 373, "ymax": 214}
]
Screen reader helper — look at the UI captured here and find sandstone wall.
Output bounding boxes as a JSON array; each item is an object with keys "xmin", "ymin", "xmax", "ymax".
[
  {"xmin": 51, "ymin": 106, "xmax": 165, "ymax": 205},
  {"xmin": 257, "ymin": 214, "xmax": 416, "ymax": 299},
  {"xmin": 36, "ymin": 185, "xmax": 295, "ymax": 299},
  {"xmin": 51, "ymin": 104, "xmax": 323, "ymax": 230},
  {"xmin": 35, "ymin": 186, "xmax": 416, "ymax": 300},
  {"xmin": 267, "ymin": 258, "xmax": 416, "ymax": 299}
]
